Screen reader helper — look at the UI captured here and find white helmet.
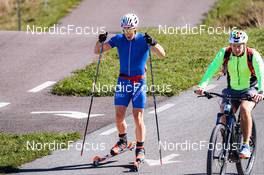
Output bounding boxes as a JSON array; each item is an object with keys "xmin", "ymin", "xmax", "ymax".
[
  {"xmin": 229, "ymin": 30, "xmax": 248, "ymax": 44},
  {"xmin": 120, "ymin": 13, "xmax": 139, "ymax": 28}
]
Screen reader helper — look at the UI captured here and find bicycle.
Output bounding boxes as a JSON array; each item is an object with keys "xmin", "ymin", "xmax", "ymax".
[{"xmin": 197, "ymin": 91, "xmax": 257, "ymax": 175}]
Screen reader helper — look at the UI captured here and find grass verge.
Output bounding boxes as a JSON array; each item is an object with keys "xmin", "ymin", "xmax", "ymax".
[
  {"xmin": 203, "ymin": 0, "xmax": 264, "ymax": 28},
  {"xmin": 52, "ymin": 28, "xmax": 264, "ymax": 97},
  {"xmin": 52, "ymin": 0, "xmax": 264, "ymax": 97},
  {"xmin": 0, "ymin": 132, "xmax": 80, "ymax": 174},
  {"xmin": 0, "ymin": 0, "xmax": 82, "ymax": 31}
]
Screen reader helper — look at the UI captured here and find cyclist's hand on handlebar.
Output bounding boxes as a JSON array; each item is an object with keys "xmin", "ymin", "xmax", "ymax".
[
  {"xmin": 253, "ymin": 93, "xmax": 264, "ymax": 103},
  {"xmin": 195, "ymin": 88, "xmax": 205, "ymax": 96}
]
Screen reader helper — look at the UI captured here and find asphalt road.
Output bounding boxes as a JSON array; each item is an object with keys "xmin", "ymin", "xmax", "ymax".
[
  {"xmin": 14, "ymin": 78, "xmax": 264, "ymax": 175},
  {"xmin": 0, "ymin": 0, "xmax": 216, "ymax": 134}
]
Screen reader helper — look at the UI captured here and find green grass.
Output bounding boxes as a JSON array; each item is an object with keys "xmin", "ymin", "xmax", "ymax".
[
  {"xmin": 0, "ymin": 132, "xmax": 80, "ymax": 173},
  {"xmin": 0, "ymin": 0, "xmax": 82, "ymax": 31},
  {"xmin": 52, "ymin": 28, "xmax": 264, "ymax": 97},
  {"xmin": 51, "ymin": 0, "xmax": 264, "ymax": 97},
  {"xmin": 203, "ymin": 0, "xmax": 264, "ymax": 28}
]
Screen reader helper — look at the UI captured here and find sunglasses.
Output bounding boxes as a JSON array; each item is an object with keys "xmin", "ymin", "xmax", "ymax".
[{"xmin": 122, "ymin": 28, "xmax": 136, "ymax": 34}]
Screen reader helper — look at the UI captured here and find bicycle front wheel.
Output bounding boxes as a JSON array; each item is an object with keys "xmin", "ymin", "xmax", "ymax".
[
  {"xmin": 207, "ymin": 124, "xmax": 228, "ymax": 175},
  {"xmin": 236, "ymin": 119, "xmax": 257, "ymax": 175}
]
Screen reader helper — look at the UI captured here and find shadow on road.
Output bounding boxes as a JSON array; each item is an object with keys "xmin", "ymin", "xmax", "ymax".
[
  {"xmin": 1, "ymin": 160, "xmax": 131, "ymax": 174},
  {"xmin": 1, "ymin": 161, "xmax": 153, "ymax": 174}
]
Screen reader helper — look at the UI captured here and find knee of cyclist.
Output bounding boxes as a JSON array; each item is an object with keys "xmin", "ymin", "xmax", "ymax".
[{"xmin": 240, "ymin": 106, "xmax": 251, "ymax": 116}]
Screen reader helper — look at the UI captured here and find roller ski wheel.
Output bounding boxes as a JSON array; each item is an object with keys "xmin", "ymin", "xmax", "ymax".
[{"xmin": 91, "ymin": 141, "xmax": 135, "ymax": 167}]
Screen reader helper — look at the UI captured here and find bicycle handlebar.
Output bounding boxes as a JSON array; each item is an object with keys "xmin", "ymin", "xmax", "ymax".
[{"xmin": 194, "ymin": 90, "xmax": 253, "ymax": 101}]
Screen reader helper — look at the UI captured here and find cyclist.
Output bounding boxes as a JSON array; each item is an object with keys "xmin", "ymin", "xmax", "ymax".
[
  {"xmin": 94, "ymin": 13, "xmax": 165, "ymax": 163},
  {"xmin": 195, "ymin": 30, "xmax": 264, "ymax": 159}
]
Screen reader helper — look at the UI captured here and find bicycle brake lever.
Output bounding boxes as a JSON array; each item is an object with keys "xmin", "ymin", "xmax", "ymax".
[{"xmin": 197, "ymin": 95, "xmax": 213, "ymax": 99}]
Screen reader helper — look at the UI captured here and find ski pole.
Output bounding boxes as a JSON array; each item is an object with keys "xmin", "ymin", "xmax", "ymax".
[
  {"xmin": 148, "ymin": 43, "xmax": 163, "ymax": 166},
  {"xmin": 80, "ymin": 42, "xmax": 104, "ymax": 156}
]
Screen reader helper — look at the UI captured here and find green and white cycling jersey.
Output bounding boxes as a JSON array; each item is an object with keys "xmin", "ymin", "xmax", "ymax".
[{"xmin": 199, "ymin": 47, "xmax": 264, "ymax": 92}]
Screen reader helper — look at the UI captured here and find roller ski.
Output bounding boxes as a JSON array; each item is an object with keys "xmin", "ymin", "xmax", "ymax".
[
  {"xmin": 92, "ymin": 141, "xmax": 135, "ymax": 167},
  {"xmin": 132, "ymin": 146, "xmax": 145, "ymax": 172}
]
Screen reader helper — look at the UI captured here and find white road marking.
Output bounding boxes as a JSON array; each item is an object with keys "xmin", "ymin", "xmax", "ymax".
[
  {"xmin": 28, "ymin": 81, "xmax": 56, "ymax": 93},
  {"xmin": 145, "ymin": 154, "xmax": 181, "ymax": 166},
  {"xmin": 148, "ymin": 103, "xmax": 175, "ymax": 114},
  {"xmin": 0, "ymin": 102, "xmax": 10, "ymax": 108},
  {"xmin": 205, "ymin": 84, "xmax": 218, "ymax": 91},
  {"xmin": 100, "ymin": 124, "xmax": 130, "ymax": 136},
  {"xmin": 31, "ymin": 111, "xmax": 104, "ymax": 119}
]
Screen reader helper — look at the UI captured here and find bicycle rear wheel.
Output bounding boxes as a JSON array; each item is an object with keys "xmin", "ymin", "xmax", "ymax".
[
  {"xmin": 207, "ymin": 124, "xmax": 228, "ymax": 175},
  {"xmin": 236, "ymin": 119, "xmax": 257, "ymax": 175}
]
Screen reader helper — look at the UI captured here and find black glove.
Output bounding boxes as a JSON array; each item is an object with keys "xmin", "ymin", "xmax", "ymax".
[
  {"xmin": 144, "ymin": 33, "xmax": 157, "ymax": 46},
  {"xmin": 98, "ymin": 32, "xmax": 108, "ymax": 43}
]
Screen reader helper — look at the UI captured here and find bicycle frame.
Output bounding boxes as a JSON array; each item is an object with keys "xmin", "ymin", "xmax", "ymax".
[
  {"xmin": 216, "ymin": 108, "xmax": 239, "ymax": 163},
  {"xmin": 215, "ymin": 93, "xmax": 250, "ymax": 163}
]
